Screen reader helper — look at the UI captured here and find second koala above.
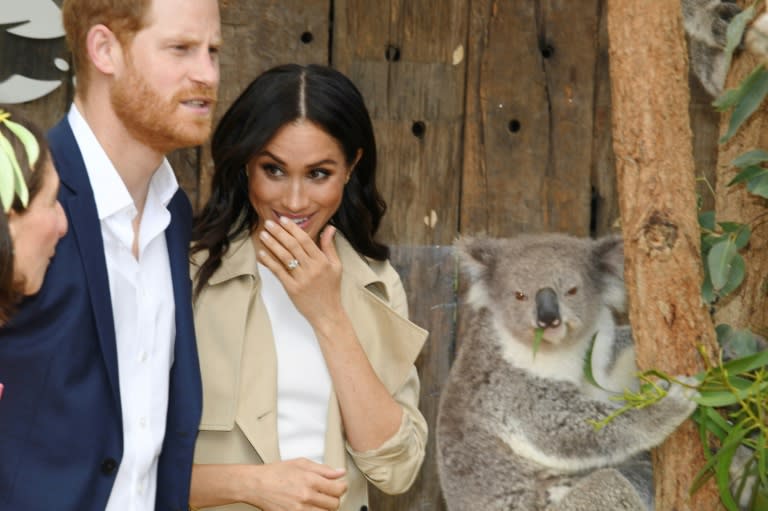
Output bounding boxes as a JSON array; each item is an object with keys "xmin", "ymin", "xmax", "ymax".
[{"xmin": 436, "ymin": 233, "xmax": 699, "ymax": 511}]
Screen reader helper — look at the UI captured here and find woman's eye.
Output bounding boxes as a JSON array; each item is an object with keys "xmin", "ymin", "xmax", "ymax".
[
  {"xmin": 566, "ymin": 287, "xmax": 578, "ymax": 296},
  {"xmin": 515, "ymin": 291, "xmax": 527, "ymax": 301},
  {"xmin": 309, "ymin": 168, "xmax": 330, "ymax": 179},
  {"xmin": 262, "ymin": 163, "xmax": 284, "ymax": 177}
]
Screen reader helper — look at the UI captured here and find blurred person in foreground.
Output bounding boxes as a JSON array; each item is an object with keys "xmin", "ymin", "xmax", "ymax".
[
  {"xmin": 0, "ymin": 107, "xmax": 69, "ymax": 397},
  {"xmin": 0, "ymin": 0, "xmax": 220, "ymax": 509}
]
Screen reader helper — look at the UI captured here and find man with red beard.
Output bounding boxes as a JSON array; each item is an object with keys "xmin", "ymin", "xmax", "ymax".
[{"xmin": 0, "ymin": 1, "xmax": 220, "ymax": 510}]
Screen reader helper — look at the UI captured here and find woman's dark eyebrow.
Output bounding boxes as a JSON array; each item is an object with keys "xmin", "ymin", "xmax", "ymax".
[{"xmin": 257, "ymin": 150, "xmax": 339, "ymax": 169}]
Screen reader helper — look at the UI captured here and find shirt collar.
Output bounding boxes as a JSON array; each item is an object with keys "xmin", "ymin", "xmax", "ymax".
[{"xmin": 67, "ymin": 104, "xmax": 179, "ymax": 221}]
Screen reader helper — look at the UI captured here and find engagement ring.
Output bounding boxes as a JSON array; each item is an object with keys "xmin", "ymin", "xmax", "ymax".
[{"xmin": 287, "ymin": 259, "xmax": 300, "ymax": 270}]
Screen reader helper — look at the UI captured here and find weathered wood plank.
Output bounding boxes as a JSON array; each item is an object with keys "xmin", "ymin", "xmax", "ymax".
[
  {"xmin": 461, "ymin": 0, "xmax": 600, "ymax": 238},
  {"xmin": 333, "ymin": 0, "xmax": 468, "ymax": 246},
  {"xmin": 383, "ymin": 246, "xmax": 455, "ymax": 511},
  {"xmin": 591, "ymin": 0, "xmax": 620, "ymax": 237}
]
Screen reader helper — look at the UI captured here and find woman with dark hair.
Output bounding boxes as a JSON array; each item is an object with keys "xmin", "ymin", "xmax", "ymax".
[
  {"xmin": 189, "ymin": 64, "xmax": 428, "ymax": 511},
  {"xmin": 0, "ymin": 107, "xmax": 68, "ymax": 325},
  {"xmin": 0, "ymin": 107, "xmax": 68, "ymax": 401}
]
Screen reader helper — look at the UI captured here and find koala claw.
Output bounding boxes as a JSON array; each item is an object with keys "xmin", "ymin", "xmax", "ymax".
[{"xmin": 665, "ymin": 375, "xmax": 701, "ymax": 409}]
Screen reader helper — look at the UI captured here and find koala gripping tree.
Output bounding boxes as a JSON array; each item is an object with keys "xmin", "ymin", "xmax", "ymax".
[{"xmin": 606, "ymin": 1, "xmax": 723, "ymax": 510}]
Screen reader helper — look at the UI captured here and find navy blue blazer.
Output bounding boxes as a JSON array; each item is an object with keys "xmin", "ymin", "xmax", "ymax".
[{"xmin": 0, "ymin": 117, "xmax": 202, "ymax": 511}]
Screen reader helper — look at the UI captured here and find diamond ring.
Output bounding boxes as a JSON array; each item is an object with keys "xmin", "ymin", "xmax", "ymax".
[{"xmin": 286, "ymin": 259, "xmax": 300, "ymax": 270}]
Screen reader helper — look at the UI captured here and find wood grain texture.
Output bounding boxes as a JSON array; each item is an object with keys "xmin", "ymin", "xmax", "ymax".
[
  {"xmin": 606, "ymin": 1, "xmax": 721, "ymax": 509},
  {"xmin": 383, "ymin": 246, "xmax": 455, "ymax": 511},
  {"xmin": 333, "ymin": 0, "xmax": 468, "ymax": 246},
  {"xmin": 461, "ymin": 0, "xmax": 601, "ymax": 238}
]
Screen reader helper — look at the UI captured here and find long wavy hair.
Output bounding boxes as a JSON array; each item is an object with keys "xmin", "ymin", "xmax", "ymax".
[{"xmin": 191, "ymin": 64, "xmax": 388, "ymax": 298}]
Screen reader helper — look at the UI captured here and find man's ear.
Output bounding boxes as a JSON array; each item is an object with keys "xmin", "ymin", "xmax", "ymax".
[{"xmin": 86, "ymin": 24, "xmax": 123, "ymax": 77}]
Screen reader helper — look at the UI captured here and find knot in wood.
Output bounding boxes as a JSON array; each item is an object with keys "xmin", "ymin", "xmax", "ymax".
[{"xmin": 641, "ymin": 211, "xmax": 678, "ymax": 256}]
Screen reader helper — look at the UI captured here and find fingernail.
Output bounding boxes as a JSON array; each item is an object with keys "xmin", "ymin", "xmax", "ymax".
[
  {"xmin": 259, "ymin": 231, "xmax": 269, "ymax": 240},
  {"xmin": 264, "ymin": 219, "xmax": 275, "ymax": 229},
  {"xmin": 279, "ymin": 216, "xmax": 290, "ymax": 225}
]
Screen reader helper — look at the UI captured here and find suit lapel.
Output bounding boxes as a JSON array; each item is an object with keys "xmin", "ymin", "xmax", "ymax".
[{"xmin": 48, "ymin": 119, "xmax": 121, "ymax": 408}]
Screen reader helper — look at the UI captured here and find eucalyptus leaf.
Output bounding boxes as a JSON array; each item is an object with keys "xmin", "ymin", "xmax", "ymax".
[
  {"xmin": 719, "ymin": 65, "xmax": 768, "ymax": 143},
  {"xmin": 746, "ymin": 173, "xmax": 768, "ymax": 198},
  {"xmin": 699, "ymin": 210, "xmax": 716, "ymax": 231},
  {"xmin": 720, "ymin": 349, "xmax": 768, "ymax": 375},
  {"xmin": 715, "ymin": 425, "xmax": 750, "ymax": 511},
  {"xmin": 714, "ymin": 87, "xmax": 742, "ymax": 111},
  {"xmin": 708, "ymin": 239, "xmax": 738, "ymax": 291},
  {"xmin": 725, "ymin": 3, "xmax": 756, "ymax": 58},
  {"xmin": 702, "ymin": 272, "xmax": 715, "ymax": 304},
  {"xmin": 701, "ymin": 232, "xmax": 722, "ymax": 253},
  {"xmin": 731, "ymin": 149, "xmax": 768, "ymax": 169},
  {"xmin": 733, "ymin": 225, "xmax": 751, "ymax": 250},
  {"xmin": 718, "ymin": 254, "xmax": 746, "ymax": 297},
  {"xmin": 532, "ymin": 327, "xmax": 543, "ymax": 358},
  {"xmin": 728, "ymin": 165, "xmax": 766, "ymax": 187},
  {"xmin": 582, "ymin": 332, "xmax": 616, "ymax": 393}
]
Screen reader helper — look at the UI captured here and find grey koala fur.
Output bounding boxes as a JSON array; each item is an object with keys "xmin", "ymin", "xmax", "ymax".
[
  {"xmin": 682, "ymin": 0, "xmax": 742, "ymax": 97},
  {"xmin": 436, "ymin": 233, "xmax": 698, "ymax": 511}
]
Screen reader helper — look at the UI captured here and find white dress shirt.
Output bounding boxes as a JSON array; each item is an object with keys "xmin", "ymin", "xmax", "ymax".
[
  {"xmin": 68, "ymin": 105, "xmax": 177, "ymax": 511},
  {"xmin": 258, "ymin": 263, "xmax": 332, "ymax": 463}
]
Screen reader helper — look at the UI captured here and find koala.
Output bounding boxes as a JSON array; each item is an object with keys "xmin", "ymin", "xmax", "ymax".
[
  {"xmin": 436, "ymin": 233, "xmax": 699, "ymax": 511},
  {"xmin": 682, "ymin": 0, "xmax": 743, "ymax": 97},
  {"xmin": 682, "ymin": 0, "xmax": 768, "ymax": 97}
]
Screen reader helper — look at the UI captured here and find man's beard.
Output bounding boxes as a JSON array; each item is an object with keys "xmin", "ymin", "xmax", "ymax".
[{"xmin": 110, "ymin": 64, "xmax": 217, "ymax": 154}]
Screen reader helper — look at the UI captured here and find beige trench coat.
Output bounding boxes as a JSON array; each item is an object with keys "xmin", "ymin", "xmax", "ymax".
[{"xmin": 191, "ymin": 232, "xmax": 429, "ymax": 511}]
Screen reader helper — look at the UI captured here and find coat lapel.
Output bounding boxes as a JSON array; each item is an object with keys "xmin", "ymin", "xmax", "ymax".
[
  {"xmin": 194, "ymin": 234, "xmax": 282, "ymax": 463},
  {"xmin": 48, "ymin": 119, "xmax": 121, "ymax": 408}
]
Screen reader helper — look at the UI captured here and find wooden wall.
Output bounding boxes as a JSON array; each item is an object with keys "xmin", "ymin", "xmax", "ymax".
[{"xmin": 1, "ymin": 1, "xmax": 719, "ymax": 509}]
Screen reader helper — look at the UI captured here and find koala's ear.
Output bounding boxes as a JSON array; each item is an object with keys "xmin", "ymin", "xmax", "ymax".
[
  {"xmin": 454, "ymin": 235, "xmax": 496, "ymax": 308},
  {"xmin": 593, "ymin": 234, "xmax": 627, "ymax": 312},
  {"xmin": 454, "ymin": 236, "xmax": 495, "ymax": 280}
]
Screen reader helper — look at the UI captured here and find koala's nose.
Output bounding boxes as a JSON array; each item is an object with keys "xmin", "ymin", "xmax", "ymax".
[{"xmin": 535, "ymin": 287, "xmax": 561, "ymax": 328}]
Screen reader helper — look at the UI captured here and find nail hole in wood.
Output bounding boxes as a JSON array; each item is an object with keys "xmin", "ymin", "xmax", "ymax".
[
  {"xmin": 412, "ymin": 121, "xmax": 426, "ymax": 138},
  {"xmin": 385, "ymin": 45, "xmax": 401, "ymax": 62},
  {"xmin": 301, "ymin": 32, "xmax": 314, "ymax": 44},
  {"xmin": 508, "ymin": 119, "xmax": 521, "ymax": 133}
]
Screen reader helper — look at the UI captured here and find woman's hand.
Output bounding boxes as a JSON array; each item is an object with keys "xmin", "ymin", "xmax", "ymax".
[
  {"xmin": 257, "ymin": 218, "xmax": 344, "ymax": 327},
  {"xmin": 244, "ymin": 459, "xmax": 348, "ymax": 511},
  {"xmin": 190, "ymin": 460, "xmax": 347, "ymax": 511}
]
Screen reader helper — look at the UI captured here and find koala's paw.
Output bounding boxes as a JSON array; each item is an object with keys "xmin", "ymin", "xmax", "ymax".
[
  {"xmin": 746, "ymin": 12, "xmax": 768, "ymax": 63},
  {"xmin": 663, "ymin": 375, "xmax": 700, "ymax": 415}
]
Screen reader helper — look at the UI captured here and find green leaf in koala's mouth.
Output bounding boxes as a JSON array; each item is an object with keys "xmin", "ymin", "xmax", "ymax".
[{"xmin": 532, "ymin": 328, "xmax": 544, "ymax": 358}]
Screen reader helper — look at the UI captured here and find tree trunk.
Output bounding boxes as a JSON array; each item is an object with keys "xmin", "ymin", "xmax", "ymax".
[
  {"xmin": 606, "ymin": 1, "xmax": 722, "ymax": 510},
  {"xmin": 714, "ymin": 1, "xmax": 768, "ymax": 339}
]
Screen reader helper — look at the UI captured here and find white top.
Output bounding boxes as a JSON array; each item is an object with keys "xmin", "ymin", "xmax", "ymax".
[
  {"xmin": 258, "ymin": 263, "xmax": 332, "ymax": 463},
  {"xmin": 68, "ymin": 105, "xmax": 177, "ymax": 511}
]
